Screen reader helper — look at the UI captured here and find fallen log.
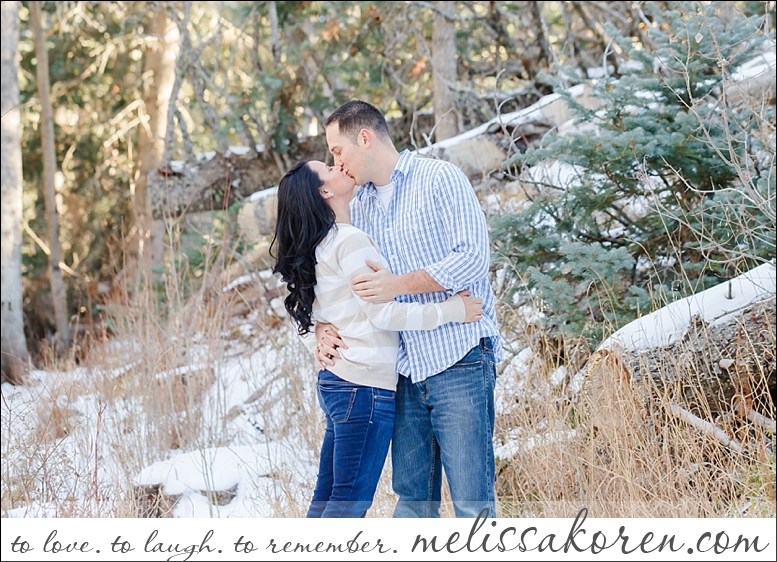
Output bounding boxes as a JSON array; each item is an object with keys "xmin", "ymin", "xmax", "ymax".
[
  {"xmin": 147, "ymin": 136, "xmax": 326, "ymax": 220},
  {"xmin": 583, "ymin": 264, "xmax": 776, "ymax": 441}
]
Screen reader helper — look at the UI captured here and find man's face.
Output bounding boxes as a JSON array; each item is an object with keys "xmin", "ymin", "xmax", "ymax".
[{"xmin": 325, "ymin": 123, "xmax": 365, "ymax": 186}]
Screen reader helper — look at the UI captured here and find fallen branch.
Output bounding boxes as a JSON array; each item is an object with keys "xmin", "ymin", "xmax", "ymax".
[
  {"xmin": 667, "ymin": 403, "xmax": 743, "ymax": 454},
  {"xmin": 746, "ymin": 409, "xmax": 776, "ymax": 435}
]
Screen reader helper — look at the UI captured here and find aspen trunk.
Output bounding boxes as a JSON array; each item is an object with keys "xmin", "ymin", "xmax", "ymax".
[
  {"xmin": 30, "ymin": 1, "xmax": 71, "ymax": 348},
  {"xmin": 1, "ymin": 0, "xmax": 29, "ymax": 384},
  {"xmin": 431, "ymin": 1, "xmax": 459, "ymax": 141},
  {"xmin": 134, "ymin": 6, "xmax": 180, "ymax": 281}
]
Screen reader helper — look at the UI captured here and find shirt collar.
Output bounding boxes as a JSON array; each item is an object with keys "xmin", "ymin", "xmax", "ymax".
[{"xmin": 392, "ymin": 149, "xmax": 414, "ymax": 183}]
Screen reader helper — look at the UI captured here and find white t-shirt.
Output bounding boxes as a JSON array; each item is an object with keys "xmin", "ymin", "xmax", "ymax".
[{"xmin": 374, "ymin": 181, "xmax": 395, "ymax": 211}]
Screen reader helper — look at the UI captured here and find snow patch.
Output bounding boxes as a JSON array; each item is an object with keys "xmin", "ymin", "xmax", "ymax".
[{"xmin": 601, "ymin": 263, "xmax": 776, "ymax": 352}]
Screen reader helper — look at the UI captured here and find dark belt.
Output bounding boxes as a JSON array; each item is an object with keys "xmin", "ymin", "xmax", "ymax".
[{"xmin": 478, "ymin": 337, "xmax": 494, "ymax": 353}]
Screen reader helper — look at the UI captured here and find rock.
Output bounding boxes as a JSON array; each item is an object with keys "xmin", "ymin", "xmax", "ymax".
[{"xmin": 238, "ymin": 187, "xmax": 278, "ymax": 240}]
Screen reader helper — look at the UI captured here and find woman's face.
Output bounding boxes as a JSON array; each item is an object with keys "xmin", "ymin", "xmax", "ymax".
[{"xmin": 308, "ymin": 160, "xmax": 356, "ymax": 200}]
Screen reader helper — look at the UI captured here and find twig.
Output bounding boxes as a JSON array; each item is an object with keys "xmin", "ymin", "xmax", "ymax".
[
  {"xmin": 93, "ymin": 398, "xmax": 105, "ymax": 508},
  {"xmin": 22, "ymin": 221, "xmax": 80, "ymax": 277},
  {"xmin": 746, "ymin": 409, "xmax": 776, "ymax": 435},
  {"xmin": 1, "ymin": 102, "xmax": 21, "ymax": 120},
  {"xmin": 162, "ymin": 1, "xmax": 191, "ymax": 167},
  {"xmin": 667, "ymin": 403, "xmax": 743, "ymax": 454}
]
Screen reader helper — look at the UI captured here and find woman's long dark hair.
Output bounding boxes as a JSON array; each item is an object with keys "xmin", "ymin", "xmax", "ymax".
[{"xmin": 271, "ymin": 161, "xmax": 336, "ymax": 335}]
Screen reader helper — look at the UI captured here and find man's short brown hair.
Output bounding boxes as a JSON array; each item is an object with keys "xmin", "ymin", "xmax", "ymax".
[{"xmin": 323, "ymin": 100, "xmax": 391, "ymax": 142}]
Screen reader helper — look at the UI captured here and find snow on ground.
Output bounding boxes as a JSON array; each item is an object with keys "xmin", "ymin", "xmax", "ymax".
[
  {"xmin": 1, "ymin": 296, "xmax": 548, "ymax": 518},
  {"xmin": 495, "ymin": 429, "xmax": 578, "ymax": 461},
  {"xmin": 1, "ymin": 323, "xmax": 321, "ymax": 518},
  {"xmin": 135, "ymin": 441, "xmax": 316, "ymax": 518}
]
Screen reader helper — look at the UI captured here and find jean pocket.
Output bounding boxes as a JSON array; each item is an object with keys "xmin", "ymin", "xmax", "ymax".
[
  {"xmin": 373, "ymin": 391, "xmax": 396, "ymax": 409},
  {"xmin": 450, "ymin": 344, "xmax": 484, "ymax": 369},
  {"xmin": 318, "ymin": 384, "xmax": 357, "ymax": 422},
  {"xmin": 372, "ymin": 391, "xmax": 396, "ymax": 423}
]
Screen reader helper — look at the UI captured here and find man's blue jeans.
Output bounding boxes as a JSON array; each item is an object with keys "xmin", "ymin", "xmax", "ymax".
[
  {"xmin": 392, "ymin": 338, "xmax": 497, "ymax": 518},
  {"xmin": 307, "ymin": 369, "xmax": 395, "ymax": 518}
]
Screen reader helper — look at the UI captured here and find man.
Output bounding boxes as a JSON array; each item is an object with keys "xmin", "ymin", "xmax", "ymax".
[{"xmin": 315, "ymin": 100, "xmax": 502, "ymax": 518}]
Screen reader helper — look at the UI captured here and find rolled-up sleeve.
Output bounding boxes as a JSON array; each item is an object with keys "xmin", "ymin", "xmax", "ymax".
[
  {"xmin": 423, "ymin": 165, "xmax": 490, "ymax": 293},
  {"xmin": 337, "ymin": 232, "xmax": 465, "ymax": 330}
]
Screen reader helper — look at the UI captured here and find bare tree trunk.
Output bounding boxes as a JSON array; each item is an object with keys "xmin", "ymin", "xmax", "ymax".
[
  {"xmin": 249, "ymin": 0, "xmax": 286, "ymax": 175},
  {"xmin": 30, "ymin": 1, "xmax": 70, "ymax": 349},
  {"xmin": 559, "ymin": 1, "xmax": 581, "ymax": 70},
  {"xmin": 1, "ymin": 0, "xmax": 29, "ymax": 384},
  {"xmin": 431, "ymin": 1, "xmax": 459, "ymax": 141},
  {"xmin": 571, "ymin": 1, "xmax": 609, "ymax": 69},
  {"xmin": 529, "ymin": 1, "xmax": 553, "ymax": 68},
  {"xmin": 134, "ymin": 5, "xmax": 180, "ymax": 282},
  {"xmin": 268, "ymin": 1, "xmax": 280, "ymax": 65}
]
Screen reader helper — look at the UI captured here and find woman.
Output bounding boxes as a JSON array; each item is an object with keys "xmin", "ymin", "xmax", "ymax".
[{"xmin": 271, "ymin": 160, "xmax": 482, "ymax": 518}]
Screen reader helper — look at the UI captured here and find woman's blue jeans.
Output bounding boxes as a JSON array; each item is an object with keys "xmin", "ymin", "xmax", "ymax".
[
  {"xmin": 307, "ymin": 369, "xmax": 395, "ymax": 518},
  {"xmin": 392, "ymin": 338, "xmax": 497, "ymax": 518}
]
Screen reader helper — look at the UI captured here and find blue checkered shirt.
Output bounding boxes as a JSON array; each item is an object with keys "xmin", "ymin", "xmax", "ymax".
[{"xmin": 350, "ymin": 150, "xmax": 503, "ymax": 383}]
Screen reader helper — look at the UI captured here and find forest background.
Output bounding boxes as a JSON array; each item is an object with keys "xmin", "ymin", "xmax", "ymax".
[{"xmin": 1, "ymin": 1, "xmax": 775, "ymax": 518}]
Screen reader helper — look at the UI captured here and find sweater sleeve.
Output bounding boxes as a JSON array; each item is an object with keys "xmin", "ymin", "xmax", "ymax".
[
  {"xmin": 298, "ymin": 329, "xmax": 318, "ymax": 355},
  {"xmin": 335, "ymin": 230, "xmax": 466, "ymax": 331}
]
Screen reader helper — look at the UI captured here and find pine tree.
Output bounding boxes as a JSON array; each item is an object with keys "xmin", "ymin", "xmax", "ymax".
[{"xmin": 492, "ymin": 1, "xmax": 775, "ymax": 346}]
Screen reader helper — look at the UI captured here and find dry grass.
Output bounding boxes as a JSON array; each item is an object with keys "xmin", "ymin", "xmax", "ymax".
[
  {"xmin": 493, "ymin": 306, "xmax": 776, "ymax": 519},
  {"xmin": 3, "ymin": 265, "xmax": 774, "ymax": 518},
  {"xmin": 3, "ymin": 214, "xmax": 775, "ymax": 520},
  {"xmin": 1, "ymin": 217, "xmax": 326, "ymax": 518}
]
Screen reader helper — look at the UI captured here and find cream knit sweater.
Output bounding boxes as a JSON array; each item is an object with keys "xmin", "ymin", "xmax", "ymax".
[{"xmin": 305, "ymin": 223, "xmax": 466, "ymax": 391}]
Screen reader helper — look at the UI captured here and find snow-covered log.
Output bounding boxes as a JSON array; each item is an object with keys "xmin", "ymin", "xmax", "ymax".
[
  {"xmin": 417, "ymin": 84, "xmax": 599, "ymax": 181},
  {"xmin": 146, "ymin": 137, "xmax": 326, "ymax": 220},
  {"xmin": 583, "ymin": 262, "xmax": 776, "ymax": 443}
]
